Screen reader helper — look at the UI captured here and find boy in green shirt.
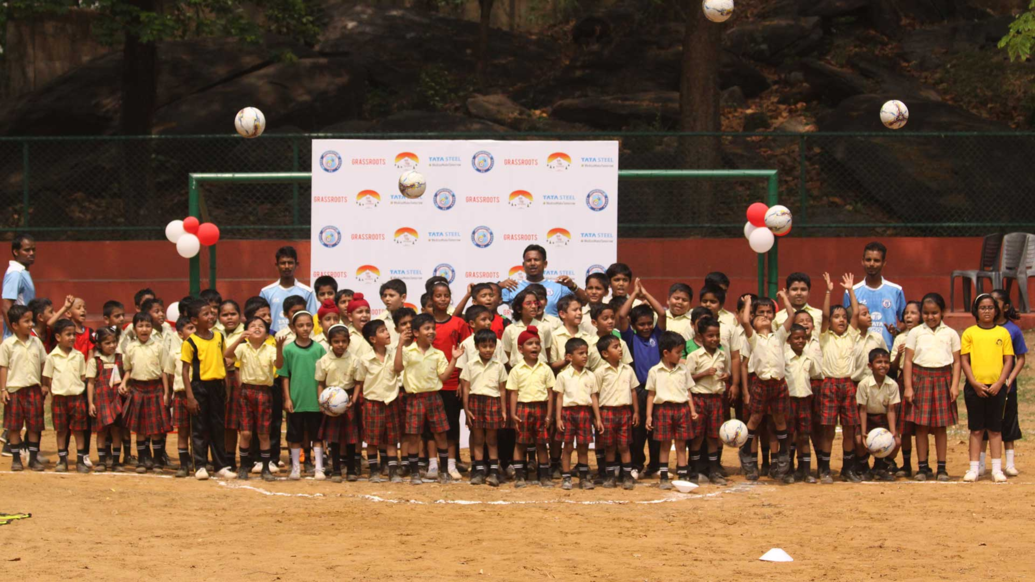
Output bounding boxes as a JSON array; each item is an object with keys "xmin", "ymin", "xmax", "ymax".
[{"xmin": 280, "ymin": 310, "xmax": 327, "ymax": 480}]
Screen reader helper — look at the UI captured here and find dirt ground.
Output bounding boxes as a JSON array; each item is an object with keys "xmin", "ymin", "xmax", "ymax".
[{"xmin": 3, "ymin": 334, "xmax": 1033, "ymax": 581}]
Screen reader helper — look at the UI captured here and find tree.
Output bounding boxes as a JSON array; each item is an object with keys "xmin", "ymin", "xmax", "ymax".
[
  {"xmin": 999, "ymin": 0, "xmax": 1035, "ymax": 61},
  {"xmin": 477, "ymin": 0, "xmax": 495, "ymax": 83}
]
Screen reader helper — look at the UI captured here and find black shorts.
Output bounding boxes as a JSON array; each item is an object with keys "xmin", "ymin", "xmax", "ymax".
[
  {"xmin": 985, "ymin": 385, "xmax": 1022, "ymax": 443},
  {"xmin": 964, "ymin": 383, "xmax": 1009, "ymax": 433},
  {"xmin": 441, "ymin": 390, "xmax": 462, "ymax": 442},
  {"xmin": 286, "ymin": 411, "xmax": 323, "ymax": 444}
]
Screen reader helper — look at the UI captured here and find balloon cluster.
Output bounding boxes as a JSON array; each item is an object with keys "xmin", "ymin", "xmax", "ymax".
[
  {"xmin": 165, "ymin": 217, "xmax": 221, "ymax": 258},
  {"xmin": 744, "ymin": 203, "xmax": 792, "ymax": 254}
]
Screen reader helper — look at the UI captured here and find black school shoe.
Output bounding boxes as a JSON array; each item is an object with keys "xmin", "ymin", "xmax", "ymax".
[{"xmin": 76, "ymin": 461, "xmax": 91, "ymax": 474}]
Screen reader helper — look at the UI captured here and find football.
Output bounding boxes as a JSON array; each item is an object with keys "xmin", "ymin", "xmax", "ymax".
[
  {"xmin": 865, "ymin": 428, "xmax": 896, "ymax": 458},
  {"xmin": 703, "ymin": 0, "xmax": 734, "ymax": 23},
  {"xmin": 235, "ymin": 107, "xmax": 266, "ymax": 138},
  {"xmin": 764, "ymin": 205, "xmax": 793, "ymax": 236},
  {"xmin": 398, "ymin": 170, "xmax": 427, "ymax": 199},
  {"xmin": 719, "ymin": 419, "xmax": 749, "ymax": 448},
  {"xmin": 880, "ymin": 100, "xmax": 909, "ymax": 130},
  {"xmin": 318, "ymin": 386, "xmax": 350, "ymax": 417}
]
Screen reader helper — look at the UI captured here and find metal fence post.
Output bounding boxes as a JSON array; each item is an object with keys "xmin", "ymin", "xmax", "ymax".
[
  {"xmin": 189, "ymin": 175, "xmax": 201, "ymax": 296},
  {"xmin": 22, "ymin": 141, "xmax": 29, "ymax": 227},
  {"xmin": 292, "ymin": 138, "xmax": 300, "ymax": 226},
  {"xmin": 798, "ymin": 134, "xmax": 807, "ymax": 227},
  {"xmin": 209, "ymin": 245, "xmax": 217, "ymax": 290},
  {"xmin": 767, "ymin": 173, "xmax": 779, "ymax": 298}
]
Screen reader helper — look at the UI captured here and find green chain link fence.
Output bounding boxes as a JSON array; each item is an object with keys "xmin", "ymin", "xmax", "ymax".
[{"xmin": 3, "ymin": 132, "xmax": 1035, "ymax": 240}]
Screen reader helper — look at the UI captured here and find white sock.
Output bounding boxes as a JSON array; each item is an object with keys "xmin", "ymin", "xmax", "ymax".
[
  {"xmin": 291, "ymin": 448, "xmax": 301, "ymax": 470},
  {"xmin": 969, "ymin": 461, "xmax": 979, "ymax": 474},
  {"xmin": 979, "ymin": 452, "xmax": 986, "ymax": 471},
  {"xmin": 1006, "ymin": 450, "xmax": 1016, "ymax": 468},
  {"xmin": 314, "ymin": 446, "xmax": 324, "ymax": 472},
  {"xmin": 428, "ymin": 458, "xmax": 438, "ymax": 472},
  {"xmin": 992, "ymin": 459, "xmax": 1002, "ymax": 474},
  {"xmin": 448, "ymin": 458, "xmax": 457, "ymax": 472}
]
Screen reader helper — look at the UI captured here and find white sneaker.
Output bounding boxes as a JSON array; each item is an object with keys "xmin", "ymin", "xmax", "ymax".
[
  {"xmin": 978, "ymin": 464, "xmax": 986, "ymax": 476},
  {"xmin": 426, "ymin": 467, "xmax": 439, "ymax": 479},
  {"xmin": 216, "ymin": 467, "xmax": 237, "ymax": 480},
  {"xmin": 83, "ymin": 457, "xmax": 93, "ymax": 468},
  {"xmin": 268, "ymin": 462, "xmax": 280, "ymax": 474},
  {"xmin": 314, "ymin": 469, "xmax": 326, "ymax": 481},
  {"xmin": 195, "ymin": 468, "xmax": 210, "ymax": 480},
  {"xmin": 448, "ymin": 468, "xmax": 462, "ymax": 481},
  {"xmin": 289, "ymin": 466, "xmax": 301, "ymax": 480},
  {"xmin": 993, "ymin": 471, "xmax": 1008, "ymax": 483},
  {"xmin": 37, "ymin": 453, "xmax": 49, "ymax": 464},
  {"xmin": 1005, "ymin": 466, "xmax": 1019, "ymax": 477},
  {"xmin": 630, "ymin": 468, "xmax": 640, "ymax": 480},
  {"xmin": 277, "ymin": 460, "xmax": 286, "ymax": 468},
  {"xmin": 251, "ymin": 462, "xmax": 263, "ymax": 474},
  {"xmin": 963, "ymin": 470, "xmax": 978, "ymax": 482}
]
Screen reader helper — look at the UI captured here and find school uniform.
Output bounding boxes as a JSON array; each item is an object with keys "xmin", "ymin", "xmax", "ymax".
[
  {"xmin": 717, "ymin": 309, "xmax": 738, "ymax": 331},
  {"xmin": 460, "ymin": 357, "xmax": 508, "ymax": 430},
  {"xmin": 401, "ymin": 343, "xmax": 450, "ymax": 435},
  {"xmin": 903, "ymin": 323, "xmax": 960, "ymax": 427},
  {"xmin": 554, "ymin": 366, "xmax": 597, "ymax": 446},
  {"xmin": 506, "ymin": 359, "xmax": 554, "ymax": 444},
  {"xmin": 0, "ymin": 334, "xmax": 46, "ymax": 433},
  {"xmin": 316, "ymin": 350, "xmax": 364, "ymax": 445},
  {"xmin": 358, "ymin": 348, "xmax": 402, "ymax": 447},
  {"xmin": 889, "ymin": 332, "xmax": 912, "ymax": 435},
  {"xmin": 786, "ymin": 348, "xmax": 821, "ymax": 437},
  {"xmin": 549, "ymin": 325, "xmax": 598, "ymax": 369},
  {"xmin": 745, "ymin": 327, "xmax": 791, "ymax": 418},
  {"xmin": 999, "ymin": 321, "xmax": 1027, "ymax": 442},
  {"xmin": 646, "ymin": 362, "xmax": 694, "ymax": 443},
  {"xmin": 960, "ymin": 325, "xmax": 1014, "ymax": 433},
  {"xmin": 164, "ymin": 334, "xmax": 191, "ymax": 430},
  {"xmin": 180, "ymin": 330, "xmax": 229, "ymax": 469},
  {"xmin": 819, "ymin": 328, "xmax": 860, "ymax": 427},
  {"xmin": 125, "ymin": 337, "xmax": 171, "ymax": 436},
  {"xmin": 594, "ymin": 362, "xmax": 638, "ymax": 447},
  {"xmin": 45, "ymin": 347, "xmax": 88, "ymax": 432},
  {"xmin": 233, "ymin": 341, "xmax": 278, "ymax": 435},
  {"xmin": 686, "ymin": 347, "xmax": 729, "ymax": 440},
  {"xmin": 774, "ymin": 305, "xmax": 824, "ymax": 339},
  {"xmin": 579, "ymin": 304, "xmax": 597, "ymax": 337},
  {"xmin": 501, "ymin": 319, "xmax": 551, "ymax": 366},
  {"xmin": 88, "ymin": 353, "xmax": 124, "ymax": 430},
  {"xmin": 376, "ymin": 310, "xmax": 400, "ymax": 344},
  {"xmin": 588, "ymin": 335, "xmax": 633, "ymax": 373},
  {"xmin": 456, "ymin": 333, "xmax": 505, "ymax": 369},
  {"xmin": 852, "ymin": 329, "xmax": 888, "ymax": 383},
  {"xmin": 856, "ymin": 375, "xmax": 901, "ymax": 431},
  {"xmin": 666, "ymin": 310, "xmax": 694, "ymax": 342}
]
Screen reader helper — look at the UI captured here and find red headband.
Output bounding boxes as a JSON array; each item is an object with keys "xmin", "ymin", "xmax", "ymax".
[{"xmin": 517, "ymin": 325, "xmax": 540, "ymax": 347}]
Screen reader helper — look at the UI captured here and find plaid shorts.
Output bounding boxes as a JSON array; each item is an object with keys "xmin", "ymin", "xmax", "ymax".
[
  {"xmin": 171, "ymin": 392, "xmax": 191, "ymax": 429},
  {"xmin": 225, "ymin": 377, "xmax": 242, "ymax": 430},
  {"xmin": 908, "ymin": 366, "xmax": 958, "ymax": 427},
  {"xmin": 652, "ymin": 402, "xmax": 693, "ymax": 442},
  {"xmin": 3, "ymin": 385, "xmax": 44, "ymax": 433},
  {"xmin": 515, "ymin": 401, "xmax": 550, "ymax": 444},
  {"xmin": 866, "ymin": 413, "xmax": 890, "ymax": 431},
  {"xmin": 691, "ymin": 393, "xmax": 725, "ymax": 440},
  {"xmin": 125, "ymin": 379, "xmax": 171, "ymax": 436},
  {"xmin": 598, "ymin": 406, "xmax": 632, "ymax": 448},
  {"xmin": 789, "ymin": 396, "xmax": 813, "ymax": 436},
  {"xmin": 237, "ymin": 384, "xmax": 273, "ymax": 435},
  {"xmin": 363, "ymin": 398, "xmax": 402, "ymax": 446},
  {"xmin": 748, "ymin": 375, "xmax": 790, "ymax": 417},
  {"xmin": 820, "ymin": 377, "xmax": 859, "ymax": 427},
  {"xmin": 810, "ymin": 379, "xmax": 824, "ymax": 433},
  {"xmin": 561, "ymin": 405, "xmax": 594, "ymax": 445},
  {"xmin": 320, "ymin": 391, "xmax": 360, "ymax": 444},
  {"xmin": 52, "ymin": 393, "xmax": 89, "ymax": 432},
  {"xmin": 468, "ymin": 394, "xmax": 506, "ymax": 430},
  {"xmin": 404, "ymin": 392, "xmax": 449, "ymax": 435},
  {"xmin": 92, "ymin": 381, "xmax": 122, "ymax": 430}
]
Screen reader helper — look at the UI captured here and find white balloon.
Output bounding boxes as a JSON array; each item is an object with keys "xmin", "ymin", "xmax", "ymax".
[
  {"xmin": 748, "ymin": 227, "xmax": 775, "ymax": 254},
  {"xmin": 176, "ymin": 233, "xmax": 201, "ymax": 258},
  {"xmin": 165, "ymin": 220, "xmax": 185, "ymax": 244},
  {"xmin": 744, "ymin": 221, "xmax": 759, "ymax": 239},
  {"xmin": 166, "ymin": 302, "xmax": 180, "ymax": 323}
]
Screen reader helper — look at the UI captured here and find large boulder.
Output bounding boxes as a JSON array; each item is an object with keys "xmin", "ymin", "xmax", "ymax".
[
  {"xmin": 724, "ymin": 17, "xmax": 824, "ymax": 64},
  {"xmin": 798, "ymin": 59, "xmax": 874, "ymax": 105},
  {"xmin": 466, "ymin": 94, "xmax": 533, "ymax": 127},
  {"xmin": 549, "ymin": 91, "xmax": 679, "ymax": 130},
  {"xmin": 902, "ymin": 15, "xmax": 1015, "ymax": 70}
]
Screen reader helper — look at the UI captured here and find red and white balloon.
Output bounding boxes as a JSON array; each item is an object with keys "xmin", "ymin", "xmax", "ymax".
[
  {"xmin": 743, "ymin": 202, "xmax": 793, "ymax": 253},
  {"xmin": 165, "ymin": 217, "xmax": 221, "ymax": 258}
]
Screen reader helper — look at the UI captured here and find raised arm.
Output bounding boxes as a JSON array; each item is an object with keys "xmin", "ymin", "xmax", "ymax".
[
  {"xmin": 776, "ymin": 288, "xmax": 795, "ymax": 332},
  {"xmin": 636, "ymin": 278, "xmax": 667, "ymax": 331},
  {"xmin": 842, "ymin": 273, "xmax": 859, "ymax": 330},
  {"xmin": 616, "ymin": 283, "xmax": 641, "ymax": 332},
  {"xmin": 48, "ymin": 295, "xmax": 75, "ymax": 327},
  {"xmin": 739, "ymin": 295, "xmax": 754, "ymax": 339},
  {"xmin": 821, "ymin": 272, "xmax": 833, "ymax": 333}
]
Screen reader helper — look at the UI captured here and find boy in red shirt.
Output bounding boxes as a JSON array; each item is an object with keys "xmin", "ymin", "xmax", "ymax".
[{"xmin": 428, "ymin": 279, "xmax": 471, "ymax": 479}]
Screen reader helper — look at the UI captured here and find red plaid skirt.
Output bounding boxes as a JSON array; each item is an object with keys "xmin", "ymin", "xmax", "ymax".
[
  {"xmin": 92, "ymin": 380, "xmax": 122, "ymax": 430},
  {"xmin": 598, "ymin": 406, "xmax": 632, "ymax": 448},
  {"xmin": 691, "ymin": 393, "xmax": 724, "ymax": 440},
  {"xmin": 116, "ymin": 392, "xmax": 133, "ymax": 429},
  {"xmin": 820, "ymin": 377, "xmax": 859, "ymax": 427},
  {"xmin": 125, "ymin": 379, "xmax": 171, "ymax": 436},
  {"xmin": 320, "ymin": 390, "xmax": 360, "ymax": 444},
  {"xmin": 404, "ymin": 391, "xmax": 449, "ymax": 435},
  {"xmin": 3, "ymin": 385, "xmax": 44, "ymax": 433},
  {"xmin": 224, "ymin": 376, "xmax": 242, "ymax": 430},
  {"xmin": 810, "ymin": 379, "xmax": 824, "ymax": 432},
  {"xmin": 236, "ymin": 384, "xmax": 272, "ymax": 435},
  {"xmin": 468, "ymin": 394, "xmax": 506, "ymax": 430},
  {"xmin": 789, "ymin": 395, "xmax": 813, "ymax": 436},
  {"xmin": 515, "ymin": 401, "xmax": 550, "ymax": 444},
  {"xmin": 52, "ymin": 393, "xmax": 89, "ymax": 432},
  {"xmin": 172, "ymin": 392, "xmax": 191, "ymax": 429},
  {"xmin": 561, "ymin": 405, "xmax": 593, "ymax": 445},
  {"xmin": 907, "ymin": 366, "xmax": 957, "ymax": 427},
  {"xmin": 363, "ymin": 398, "xmax": 402, "ymax": 446},
  {"xmin": 652, "ymin": 402, "xmax": 693, "ymax": 442},
  {"xmin": 748, "ymin": 375, "xmax": 790, "ymax": 417}
]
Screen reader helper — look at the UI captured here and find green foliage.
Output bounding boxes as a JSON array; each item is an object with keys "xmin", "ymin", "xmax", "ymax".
[
  {"xmin": 999, "ymin": 1, "xmax": 1035, "ymax": 62},
  {"xmin": 415, "ymin": 64, "xmax": 470, "ymax": 111}
]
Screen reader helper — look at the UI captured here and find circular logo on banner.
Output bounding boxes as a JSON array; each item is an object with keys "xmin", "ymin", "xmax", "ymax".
[
  {"xmin": 586, "ymin": 264, "xmax": 606, "ymax": 276},
  {"xmin": 433, "ymin": 188, "xmax": 456, "ymax": 211},
  {"xmin": 472, "ymin": 226, "xmax": 494, "ymax": 248},
  {"xmin": 319, "ymin": 226, "xmax": 341, "ymax": 248},
  {"xmin": 434, "ymin": 263, "xmax": 456, "ymax": 283},
  {"xmin": 586, "ymin": 189, "xmax": 609, "ymax": 211},
  {"xmin": 320, "ymin": 151, "xmax": 343, "ymax": 173},
  {"xmin": 472, "ymin": 151, "xmax": 494, "ymax": 173}
]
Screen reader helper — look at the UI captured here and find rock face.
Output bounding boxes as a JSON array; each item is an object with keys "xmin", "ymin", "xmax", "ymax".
[
  {"xmin": 724, "ymin": 18, "xmax": 824, "ymax": 64},
  {"xmin": 550, "ymin": 92, "xmax": 679, "ymax": 130}
]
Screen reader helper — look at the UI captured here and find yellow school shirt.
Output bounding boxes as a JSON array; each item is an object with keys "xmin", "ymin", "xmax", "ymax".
[
  {"xmin": 686, "ymin": 347, "xmax": 729, "ymax": 395},
  {"xmin": 505, "ymin": 359, "xmax": 554, "ymax": 403},
  {"xmin": 855, "ymin": 375, "xmax": 901, "ymax": 414},
  {"xmin": 126, "ymin": 337, "xmax": 165, "ymax": 381},
  {"xmin": 805, "ymin": 336, "xmax": 824, "ymax": 380},
  {"xmin": 549, "ymin": 325, "xmax": 597, "ymax": 367},
  {"xmin": 401, "ymin": 342, "xmax": 447, "ymax": 394},
  {"xmin": 376, "ymin": 310, "xmax": 400, "ymax": 344},
  {"xmin": 275, "ymin": 326, "xmax": 296, "ymax": 345},
  {"xmin": 359, "ymin": 348, "xmax": 400, "ymax": 404},
  {"xmin": 315, "ymin": 350, "xmax": 363, "ymax": 389},
  {"xmin": 594, "ymin": 362, "xmax": 637, "ymax": 407},
  {"xmin": 163, "ymin": 335, "xmax": 189, "ymax": 392},
  {"xmin": 589, "ymin": 336, "xmax": 633, "ymax": 372},
  {"xmin": 459, "ymin": 356, "xmax": 508, "ymax": 398},
  {"xmin": 180, "ymin": 331, "xmax": 226, "ymax": 381},
  {"xmin": 820, "ymin": 327, "xmax": 858, "ymax": 379},
  {"xmin": 774, "ymin": 305, "xmax": 823, "ymax": 338},
  {"xmin": 718, "ymin": 309, "xmax": 738, "ymax": 330},
  {"xmin": 86, "ymin": 353, "xmax": 118, "ymax": 380},
  {"xmin": 0, "ymin": 334, "xmax": 45, "ymax": 391},
  {"xmin": 961, "ymin": 325, "xmax": 1015, "ymax": 385},
  {"xmin": 746, "ymin": 326, "xmax": 789, "ymax": 381},
  {"xmin": 852, "ymin": 329, "xmax": 888, "ymax": 383},
  {"xmin": 905, "ymin": 322, "xmax": 961, "ymax": 369},
  {"xmin": 554, "ymin": 365, "xmax": 596, "ymax": 407},
  {"xmin": 645, "ymin": 361, "xmax": 693, "ymax": 404},
  {"xmin": 313, "ymin": 332, "xmax": 330, "ymax": 353},
  {"xmin": 43, "ymin": 347, "xmax": 86, "ymax": 396},
  {"xmin": 347, "ymin": 325, "xmax": 373, "ymax": 360},
  {"xmin": 891, "ymin": 332, "xmax": 909, "ymax": 368},
  {"xmin": 456, "ymin": 333, "xmax": 505, "ymax": 370},
  {"xmin": 666, "ymin": 310, "xmax": 694, "ymax": 341},
  {"xmin": 579, "ymin": 304, "xmax": 597, "ymax": 336},
  {"xmin": 501, "ymin": 318, "xmax": 551, "ymax": 366},
  {"xmin": 224, "ymin": 325, "xmax": 245, "ymax": 369},
  {"xmin": 785, "ymin": 350, "xmax": 821, "ymax": 398},
  {"xmin": 234, "ymin": 341, "xmax": 278, "ymax": 386}
]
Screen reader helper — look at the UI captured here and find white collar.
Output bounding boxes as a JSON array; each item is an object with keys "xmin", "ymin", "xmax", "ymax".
[{"xmin": 7, "ymin": 260, "xmax": 26, "ymax": 272}]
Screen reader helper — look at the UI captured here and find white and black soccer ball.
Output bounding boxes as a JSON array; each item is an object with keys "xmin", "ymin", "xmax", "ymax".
[
  {"xmin": 719, "ymin": 419, "xmax": 749, "ymax": 448},
  {"xmin": 865, "ymin": 428, "xmax": 896, "ymax": 458},
  {"xmin": 235, "ymin": 107, "xmax": 266, "ymax": 138},
  {"xmin": 398, "ymin": 171, "xmax": 427, "ymax": 199},
  {"xmin": 319, "ymin": 386, "xmax": 350, "ymax": 417},
  {"xmin": 703, "ymin": 0, "xmax": 734, "ymax": 23},
  {"xmin": 880, "ymin": 100, "xmax": 909, "ymax": 130}
]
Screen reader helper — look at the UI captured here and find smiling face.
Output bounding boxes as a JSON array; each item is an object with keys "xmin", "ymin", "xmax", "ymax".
[
  {"xmin": 432, "ymin": 286, "xmax": 451, "ymax": 313},
  {"xmin": 701, "ymin": 325, "xmax": 721, "ymax": 351},
  {"xmin": 668, "ymin": 290, "xmax": 691, "ymax": 317},
  {"xmin": 522, "ymin": 249, "xmax": 545, "ymax": 280},
  {"xmin": 416, "ymin": 321, "xmax": 436, "ymax": 345},
  {"xmin": 870, "ymin": 352, "xmax": 890, "ymax": 379},
  {"xmin": 922, "ymin": 300, "xmax": 943, "ymax": 329},
  {"xmin": 788, "ymin": 329, "xmax": 807, "ymax": 354},
  {"xmin": 793, "ymin": 311, "xmax": 814, "ymax": 336}
]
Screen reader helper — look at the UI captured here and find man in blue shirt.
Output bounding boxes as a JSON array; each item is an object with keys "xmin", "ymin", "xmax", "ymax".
[
  {"xmin": 259, "ymin": 245, "xmax": 319, "ymax": 333},
  {"xmin": 2, "ymin": 234, "xmax": 36, "ymax": 338},
  {"xmin": 842, "ymin": 241, "xmax": 906, "ymax": 346},
  {"xmin": 499, "ymin": 244, "xmax": 586, "ymax": 317}
]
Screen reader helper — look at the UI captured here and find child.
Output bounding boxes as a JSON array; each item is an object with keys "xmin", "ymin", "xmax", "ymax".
[
  {"xmin": 850, "ymin": 294, "xmax": 888, "ymax": 385},
  {"xmin": 856, "ymin": 348, "xmax": 900, "ymax": 481},
  {"xmin": 460, "ymin": 329, "xmax": 508, "ymax": 486},
  {"xmin": 181, "ymin": 301, "xmax": 235, "ymax": 480},
  {"xmin": 549, "ymin": 295, "xmax": 595, "ymax": 371},
  {"xmin": 68, "ymin": 297, "xmax": 95, "ymax": 358},
  {"xmin": 30, "ymin": 295, "xmax": 73, "ymax": 352},
  {"xmin": 102, "ymin": 300, "xmax": 125, "ymax": 335},
  {"xmin": 219, "ymin": 299, "xmax": 244, "ymax": 472},
  {"xmin": 0, "ymin": 305, "xmax": 46, "ymax": 471},
  {"xmin": 505, "ymin": 325, "xmax": 554, "ymax": 488},
  {"xmin": 593, "ymin": 335, "xmax": 639, "ymax": 489},
  {"xmin": 44, "ymin": 319, "xmax": 89, "ymax": 473},
  {"xmin": 226, "ymin": 316, "xmax": 283, "ymax": 481},
  {"xmin": 645, "ymin": 330, "xmax": 698, "ymax": 489},
  {"xmin": 315, "ymin": 324, "xmax": 362, "ymax": 482},
  {"xmin": 580, "ymin": 273, "xmax": 609, "ymax": 336},
  {"xmin": 502, "ymin": 288, "xmax": 547, "ymax": 367},
  {"xmin": 275, "ymin": 295, "xmax": 308, "ymax": 346},
  {"xmin": 774, "ymin": 273, "xmax": 823, "ymax": 336},
  {"xmin": 358, "ymin": 319, "xmax": 404, "ymax": 483},
  {"xmin": 589, "ymin": 304, "xmax": 632, "ymax": 371},
  {"xmin": 785, "ymin": 323, "xmax": 820, "ymax": 484},
  {"xmin": 346, "ymin": 293, "xmax": 374, "ymax": 360},
  {"xmin": 122, "ymin": 312, "xmax": 171, "ymax": 474},
  {"xmin": 554, "ymin": 337, "xmax": 602, "ymax": 490},
  {"xmin": 960, "ymin": 294, "xmax": 1014, "ymax": 483},
  {"xmin": 665, "ymin": 283, "xmax": 694, "ymax": 341},
  {"xmin": 314, "ymin": 299, "xmax": 341, "ymax": 352},
  {"xmin": 335, "ymin": 289, "xmax": 353, "ymax": 326},
  {"xmin": 618, "ymin": 278, "xmax": 667, "ymax": 479},
  {"xmin": 164, "ymin": 316, "xmax": 195, "ymax": 477},
  {"xmin": 606, "ymin": 263, "xmax": 633, "ymax": 300},
  {"xmin": 391, "ymin": 307, "xmax": 417, "ymax": 476},
  {"xmin": 88, "ymin": 326, "xmax": 124, "ymax": 472},
  {"xmin": 377, "ymin": 279, "xmax": 407, "ymax": 343},
  {"xmin": 429, "ymin": 280, "xmax": 471, "ymax": 480},
  {"xmin": 280, "ymin": 310, "xmax": 327, "ymax": 480},
  {"xmin": 314, "ymin": 275, "xmax": 338, "ymax": 305},
  {"xmin": 987, "ymin": 289, "xmax": 1026, "ymax": 476},
  {"xmin": 682, "ymin": 307, "xmax": 713, "ymax": 355},
  {"xmin": 686, "ymin": 316, "xmax": 730, "ymax": 485},
  {"xmin": 889, "ymin": 300, "xmax": 921, "ymax": 477},
  {"xmin": 704, "ymin": 272, "xmax": 737, "ymax": 330},
  {"xmin": 457, "ymin": 306, "xmax": 505, "ymax": 368},
  {"xmin": 903, "ymin": 292, "xmax": 961, "ymax": 482},
  {"xmin": 394, "ymin": 313, "xmax": 462, "ymax": 485},
  {"xmin": 528, "ymin": 283, "xmax": 561, "ymax": 338},
  {"xmin": 200, "ymin": 289, "xmax": 222, "ymax": 311}
]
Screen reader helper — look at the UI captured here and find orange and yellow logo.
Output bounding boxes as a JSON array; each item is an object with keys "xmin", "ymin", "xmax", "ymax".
[
  {"xmin": 509, "ymin": 266, "xmax": 526, "ymax": 280},
  {"xmin": 395, "ymin": 152, "xmax": 419, "ymax": 169},
  {"xmin": 355, "ymin": 265, "xmax": 380, "ymax": 283},
  {"xmin": 546, "ymin": 152, "xmax": 571, "ymax": 171},
  {"xmin": 404, "ymin": 302, "xmax": 418, "ymax": 311},
  {"xmin": 394, "ymin": 227, "xmax": 419, "ymax": 246},
  {"xmin": 508, "ymin": 190, "xmax": 534, "ymax": 208},
  {"xmin": 547, "ymin": 228, "xmax": 571, "ymax": 246},
  {"xmin": 356, "ymin": 190, "xmax": 381, "ymax": 208}
]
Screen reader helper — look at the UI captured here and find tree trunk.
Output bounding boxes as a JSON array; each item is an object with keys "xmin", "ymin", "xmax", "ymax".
[
  {"xmin": 477, "ymin": 0, "xmax": 495, "ymax": 84},
  {"xmin": 118, "ymin": 0, "xmax": 158, "ymax": 222},
  {"xmin": 679, "ymin": 0, "xmax": 722, "ymax": 233},
  {"xmin": 509, "ymin": 0, "xmax": 516, "ymax": 32}
]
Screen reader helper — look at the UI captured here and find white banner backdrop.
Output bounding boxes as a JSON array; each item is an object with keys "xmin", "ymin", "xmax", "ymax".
[{"xmin": 310, "ymin": 140, "xmax": 619, "ymax": 317}]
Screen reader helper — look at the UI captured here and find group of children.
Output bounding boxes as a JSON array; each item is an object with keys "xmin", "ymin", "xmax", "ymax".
[{"xmin": 1, "ymin": 243, "xmax": 1025, "ymax": 489}]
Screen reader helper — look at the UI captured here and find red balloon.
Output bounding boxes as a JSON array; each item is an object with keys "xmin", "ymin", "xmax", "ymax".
[
  {"xmin": 197, "ymin": 223, "xmax": 220, "ymax": 246},
  {"xmin": 183, "ymin": 216, "xmax": 200, "ymax": 234},
  {"xmin": 746, "ymin": 202, "xmax": 768, "ymax": 227}
]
